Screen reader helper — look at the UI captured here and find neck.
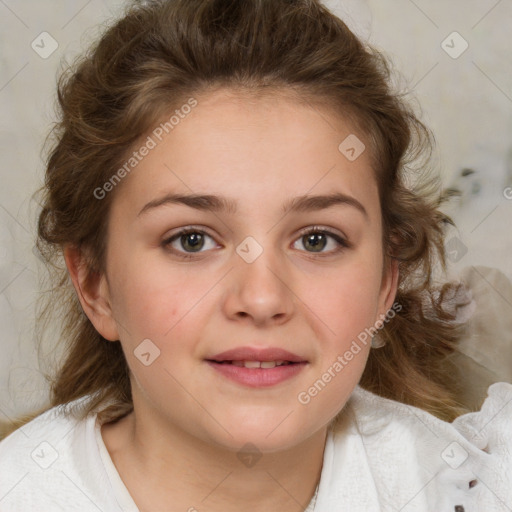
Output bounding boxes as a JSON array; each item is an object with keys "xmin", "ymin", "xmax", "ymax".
[{"xmin": 101, "ymin": 399, "xmax": 327, "ymax": 512}]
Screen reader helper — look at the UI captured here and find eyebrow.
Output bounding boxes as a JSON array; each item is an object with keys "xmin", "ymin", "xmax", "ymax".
[{"xmin": 137, "ymin": 192, "xmax": 368, "ymax": 219}]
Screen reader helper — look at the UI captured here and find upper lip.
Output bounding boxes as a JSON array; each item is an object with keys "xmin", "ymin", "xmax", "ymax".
[{"xmin": 207, "ymin": 346, "xmax": 307, "ymax": 363}]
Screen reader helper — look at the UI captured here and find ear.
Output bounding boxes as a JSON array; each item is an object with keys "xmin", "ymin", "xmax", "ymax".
[
  {"xmin": 377, "ymin": 257, "xmax": 399, "ymax": 318},
  {"xmin": 63, "ymin": 245, "xmax": 119, "ymax": 341}
]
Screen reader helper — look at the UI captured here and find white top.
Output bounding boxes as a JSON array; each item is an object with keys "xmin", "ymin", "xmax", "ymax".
[{"xmin": 1, "ymin": 382, "xmax": 511, "ymax": 511}]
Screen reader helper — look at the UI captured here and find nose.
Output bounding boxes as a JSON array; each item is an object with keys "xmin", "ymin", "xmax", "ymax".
[{"xmin": 222, "ymin": 245, "xmax": 295, "ymax": 327}]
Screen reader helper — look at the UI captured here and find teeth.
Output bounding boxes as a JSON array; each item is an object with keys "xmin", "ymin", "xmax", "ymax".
[
  {"xmin": 244, "ymin": 361, "xmax": 261, "ymax": 368},
  {"xmin": 227, "ymin": 360, "xmax": 290, "ymax": 368}
]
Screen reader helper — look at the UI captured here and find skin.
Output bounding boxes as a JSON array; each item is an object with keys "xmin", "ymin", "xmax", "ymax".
[{"xmin": 65, "ymin": 88, "xmax": 398, "ymax": 512}]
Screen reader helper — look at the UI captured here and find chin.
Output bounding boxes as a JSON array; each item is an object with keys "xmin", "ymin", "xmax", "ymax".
[{"xmin": 206, "ymin": 417, "xmax": 320, "ymax": 455}]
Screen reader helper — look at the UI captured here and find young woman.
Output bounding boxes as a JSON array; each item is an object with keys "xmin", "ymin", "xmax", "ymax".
[{"xmin": 1, "ymin": 1, "xmax": 511, "ymax": 511}]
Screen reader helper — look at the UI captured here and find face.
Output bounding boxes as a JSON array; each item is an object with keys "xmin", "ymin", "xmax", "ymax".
[{"xmin": 88, "ymin": 89, "xmax": 397, "ymax": 453}]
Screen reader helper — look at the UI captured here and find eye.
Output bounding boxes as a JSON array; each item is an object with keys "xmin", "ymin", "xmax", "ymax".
[
  {"xmin": 292, "ymin": 226, "xmax": 349, "ymax": 255},
  {"xmin": 162, "ymin": 225, "xmax": 350, "ymax": 260},
  {"xmin": 162, "ymin": 227, "xmax": 218, "ymax": 258}
]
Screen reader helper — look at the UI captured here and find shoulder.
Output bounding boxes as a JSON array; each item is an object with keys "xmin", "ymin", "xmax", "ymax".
[
  {"xmin": 451, "ymin": 382, "xmax": 512, "ymax": 448},
  {"xmin": 326, "ymin": 382, "xmax": 512, "ymax": 511},
  {"xmin": 0, "ymin": 397, "xmax": 114, "ymax": 511},
  {"xmin": 0, "ymin": 399, "xmax": 84, "ymax": 461},
  {"xmin": 346, "ymin": 381, "xmax": 512, "ymax": 444}
]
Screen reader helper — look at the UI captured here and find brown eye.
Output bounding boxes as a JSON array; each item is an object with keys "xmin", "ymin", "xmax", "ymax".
[
  {"xmin": 302, "ymin": 232, "xmax": 328, "ymax": 252},
  {"xmin": 293, "ymin": 227, "xmax": 349, "ymax": 255},
  {"xmin": 179, "ymin": 232, "xmax": 205, "ymax": 252},
  {"xmin": 162, "ymin": 228, "xmax": 218, "ymax": 258}
]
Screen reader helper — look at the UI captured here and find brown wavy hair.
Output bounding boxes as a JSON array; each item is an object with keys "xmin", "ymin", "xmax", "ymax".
[{"xmin": 2, "ymin": 0, "xmax": 472, "ymax": 439}]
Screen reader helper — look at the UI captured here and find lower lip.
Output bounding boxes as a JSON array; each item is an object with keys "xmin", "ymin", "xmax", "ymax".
[{"xmin": 206, "ymin": 361, "xmax": 307, "ymax": 387}]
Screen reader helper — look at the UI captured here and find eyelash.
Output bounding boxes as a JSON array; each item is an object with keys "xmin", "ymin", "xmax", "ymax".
[{"xmin": 162, "ymin": 225, "xmax": 350, "ymax": 260}]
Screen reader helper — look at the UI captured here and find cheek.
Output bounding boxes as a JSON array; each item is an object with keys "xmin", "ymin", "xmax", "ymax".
[
  {"xmin": 108, "ymin": 255, "xmax": 200, "ymax": 342},
  {"xmin": 108, "ymin": 268, "xmax": 202, "ymax": 392},
  {"xmin": 309, "ymin": 259, "xmax": 383, "ymax": 337},
  {"xmin": 115, "ymin": 286, "xmax": 196, "ymax": 345}
]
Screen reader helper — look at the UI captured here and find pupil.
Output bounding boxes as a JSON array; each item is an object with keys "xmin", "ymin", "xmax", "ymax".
[
  {"xmin": 305, "ymin": 233, "xmax": 326, "ymax": 252},
  {"xmin": 182, "ymin": 233, "xmax": 203, "ymax": 252}
]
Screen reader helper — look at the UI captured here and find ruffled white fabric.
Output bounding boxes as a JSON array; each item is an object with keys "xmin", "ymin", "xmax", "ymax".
[{"xmin": 311, "ymin": 382, "xmax": 512, "ymax": 511}]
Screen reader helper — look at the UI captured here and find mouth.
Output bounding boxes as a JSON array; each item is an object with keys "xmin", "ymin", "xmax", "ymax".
[
  {"xmin": 205, "ymin": 346, "xmax": 308, "ymax": 387},
  {"xmin": 207, "ymin": 359, "xmax": 299, "ymax": 368},
  {"xmin": 207, "ymin": 346, "xmax": 307, "ymax": 364}
]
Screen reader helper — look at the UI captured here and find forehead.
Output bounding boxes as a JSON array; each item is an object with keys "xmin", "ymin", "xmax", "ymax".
[{"xmin": 110, "ymin": 88, "xmax": 379, "ymax": 219}]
